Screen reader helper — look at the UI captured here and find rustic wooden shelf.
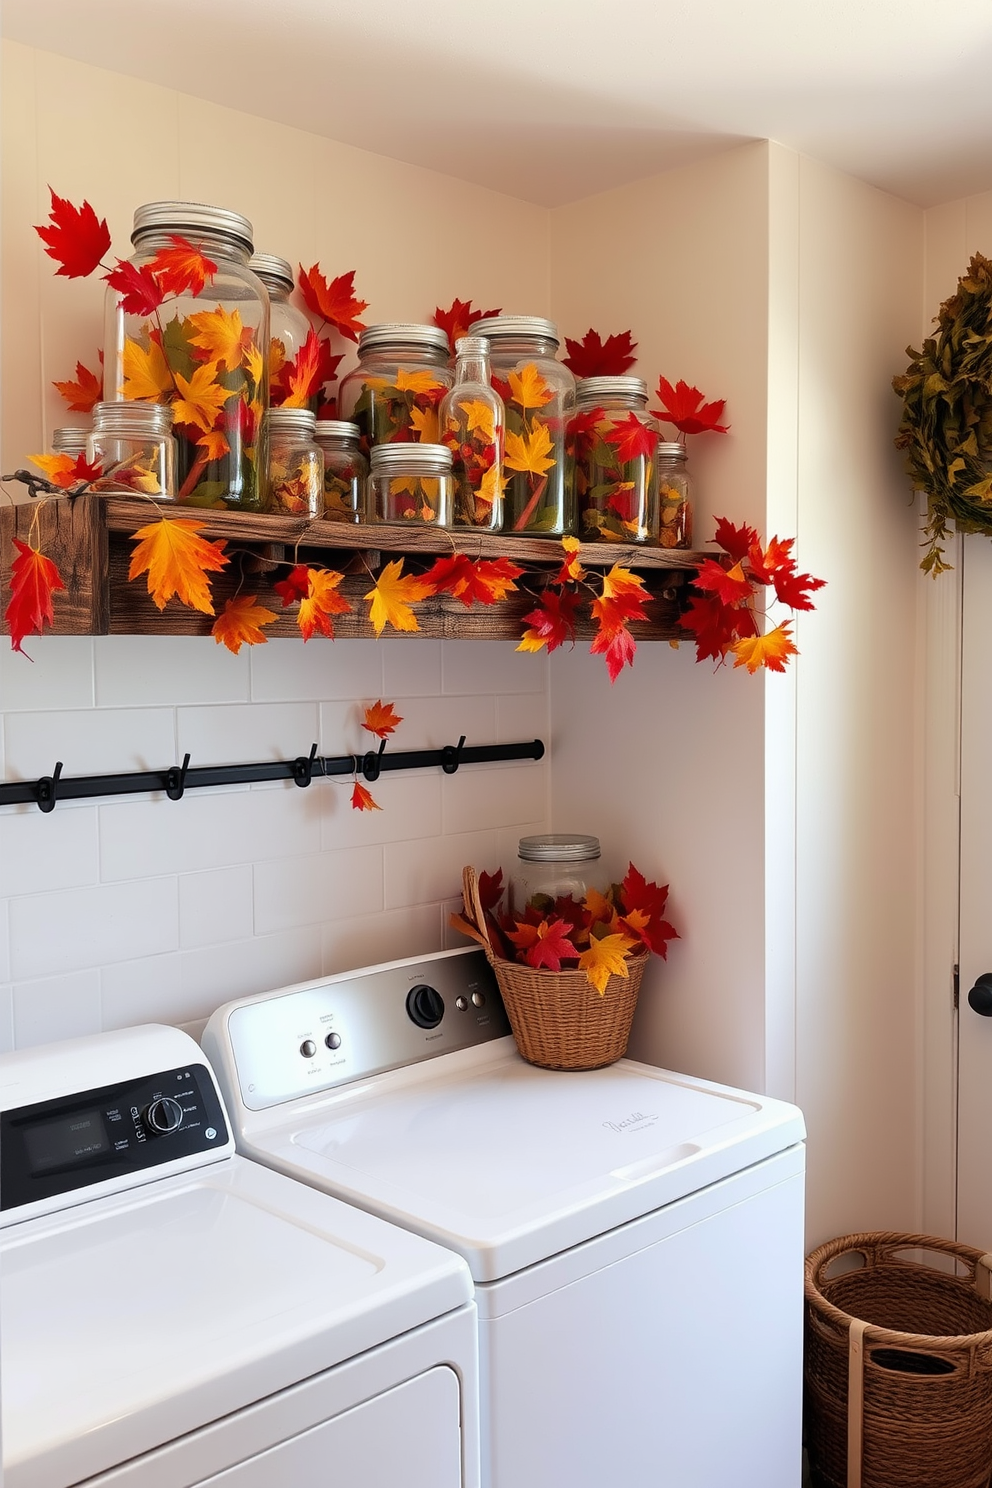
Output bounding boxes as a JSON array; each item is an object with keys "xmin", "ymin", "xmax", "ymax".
[{"xmin": 0, "ymin": 494, "xmax": 709, "ymax": 642}]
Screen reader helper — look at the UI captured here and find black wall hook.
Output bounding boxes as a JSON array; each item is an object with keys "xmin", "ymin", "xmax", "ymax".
[
  {"xmin": 441, "ymin": 735, "xmax": 466, "ymax": 774},
  {"xmin": 36, "ymin": 761, "xmax": 63, "ymax": 814},
  {"xmin": 361, "ymin": 738, "xmax": 387, "ymax": 783},
  {"xmin": 166, "ymin": 753, "xmax": 191, "ymax": 801},
  {"xmin": 292, "ymin": 743, "xmax": 319, "ymax": 789}
]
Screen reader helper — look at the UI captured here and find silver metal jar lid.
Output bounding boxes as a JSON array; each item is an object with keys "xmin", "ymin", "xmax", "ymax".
[
  {"xmin": 468, "ymin": 314, "xmax": 560, "ymax": 348},
  {"xmin": 92, "ymin": 400, "xmax": 173, "ymax": 434},
  {"xmin": 517, "ymin": 833, "xmax": 602, "ymax": 863},
  {"xmin": 52, "ymin": 427, "xmax": 90, "ymax": 454},
  {"xmin": 657, "ymin": 441, "xmax": 688, "ymax": 459},
  {"xmin": 132, "ymin": 201, "xmax": 254, "ymax": 255},
  {"xmin": 248, "ymin": 253, "xmax": 295, "ymax": 291},
  {"xmin": 314, "ymin": 420, "xmax": 361, "ymax": 442},
  {"xmin": 370, "ymin": 443, "xmax": 452, "ymax": 471},
  {"xmin": 576, "ymin": 376, "xmax": 648, "ymax": 404},
  {"xmin": 266, "ymin": 407, "xmax": 317, "ymax": 436},
  {"xmin": 358, "ymin": 323, "xmax": 449, "ymax": 356}
]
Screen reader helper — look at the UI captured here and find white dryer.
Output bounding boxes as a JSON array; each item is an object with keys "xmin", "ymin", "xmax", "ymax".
[
  {"xmin": 0, "ymin": 1023, "xmax": 479, "ymax": 1488},
  {"xmin": 203, "ymin": 947, "xmax": 808, "ymax": 1488}
]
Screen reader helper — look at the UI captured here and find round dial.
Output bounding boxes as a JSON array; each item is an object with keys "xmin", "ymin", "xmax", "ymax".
[
  {"xmin": 143, "ymin": 1096, "xmax": 184, "ymax": 1135},
  {"xmin": 406, "ymin": 983, "xmax": 445, "ymax": 1029}
]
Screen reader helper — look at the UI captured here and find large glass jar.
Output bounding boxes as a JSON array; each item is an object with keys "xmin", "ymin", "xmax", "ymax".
[
  {"xmin": 338, "ymin": 324, "xmax": 452, "ymax": 454},
  {"xmin": 104, "ymin": 201, "xmax": 269, "ymax": 510},
  {"xmin": 368, "ymin": 443, "xmax": 453, "ymax": 527},
  {"xmin": 86, "ymin": 401, "xmax": 176, "ymax": 498},
  {"xmin": 314, "ymin": 419, "xmax": 367, "ymax": 523},
  {"xmin": 573, "ymin": 376, "xmax": 659, "ymax": 545},
  {"xmin": 509, "ymin": 833, "xmax": 604, "ymax": 918},
  {"xmin": 656, "ymin": 442, "xmax": 693, "ymax": 548},
  {"xmin": 439, "ymin": 336, "xmax": 504, "ymax": 531},
  {"xmin": 468, "ymin": 314, "xmax": 575, "ymax": 536},
  {"xmin": 266, "ymin": 407, "xmax": 323, "ymax": 517},
  {"xmin": 249, "ymin": 253, "xmax": 315, "ymax": 410}
]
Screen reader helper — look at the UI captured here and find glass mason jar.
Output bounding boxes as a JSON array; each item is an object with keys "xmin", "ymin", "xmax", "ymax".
[
  {"xmin": 249, "ymin": 253, "xmax": 315, "ymax": 410},
  {"xmin": 439, "ymin": 336, "xmax": 504, "ymax": 530},
  {"xmin": 338, "ymin": 324, "xmax": 452, "ymax": 454},
  {"xmin": 468, "ymin": 314, "xmax": 575, "ymax": 537},
  {"xmin": 266, "ymin": 407, "xmax": 323, "ymax": 517},
  {"xmin": 573, "ymin": 376, "xmax": 659, "ymax": 544},
  {"xmin": 104, "ymin": 201, "xmax": 269, "ymax": 510},
  {"xmin": 314, "ymin": 419, "xmax": 367, "ymax": 523},
  {"xmin": 86, "ymin": 401, "xmax": 176, "ymax": 498},
  {"xmin": 52, "ymin": 427, "xmax": 90, "ymax": 457},
  {"xmin": 656, "ymin": 442, "xmax": 693, "ymax": 548},
  {"xmin": 509, "ymin": 833, "xmax": 604, "ymax": 918},
  {"xmin": 368, "ymin": 443, "xmax": 453, "ymax": 527}
]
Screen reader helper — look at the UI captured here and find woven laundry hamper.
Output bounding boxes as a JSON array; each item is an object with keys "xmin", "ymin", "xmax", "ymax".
[
  {"xmin": 486, "ymin": 948, "xmax": 648, "ymax": 1071},
  {"xmin": 805, "ymin": 1231, "xmax": 992, "ymax": 1488}
]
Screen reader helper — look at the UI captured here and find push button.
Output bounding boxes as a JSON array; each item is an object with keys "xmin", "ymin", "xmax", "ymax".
[
  {"xmin": 325, "ymin": 1033, "xmax": 342, "ymax": 1050},
  {"xmin": 471, "ymin": 991, "xmax": 486, "ymax": 1008},
  {"xmin": 455, "ymin": 997, "xmax": 469, "ymax": 1011},
  {"xmin": 300, "ymin": 1040, "xmax": 317, "ymax": 1058}
]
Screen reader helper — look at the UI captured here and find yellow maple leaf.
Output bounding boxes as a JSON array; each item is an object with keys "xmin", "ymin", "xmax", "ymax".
[
  {"xmin": 456, "ymin": 398, "xmax": 496, "ymax": 441},
  {"xmin": 578, "ymin": 931, "xmax": 636, "ymax": 995},
  {"xmin": 477, "ymin": 461, "xmax": 508, "ymax": 510},
  {"xmin": 504, "ymin": 419, "xmax": 555, "ymax": 477},
  {"xmin": 187, "ymin": 307, "xmax": 252, "ymax": 372},
  {"xmin": 516, "ymin": 630, "xmax": 548, "ymax": 654},
  {"xmin": 410, "ymin": 404, "xmax": 440, "ymax": 443},
  {"xmin": 298, "ymin": 567, "xmax": 351, "ymax": 640},
  {"xmin": 731, "ymin": 622, "xmax": 799, "ymax": 674},
  {"xmin": 395, "ymin": 370, "xmax": 445, "ymax": 395},
  {"xmin": 128, "ymin": 518, "xmax": 229, "ymax": 614},
  {"xmin": 558, "ymin": 535, "xmax": 585, "ymax": 583},
  {"xmin": 244, "ymin": 338, "xmax": 265, "ymax": 387},
  {"xmin": 507, "ymin": 362, "xmax": 553, "ymax": 410},
  {"xmin": 172, "ymin": 362, "xmax": 232, "ymax": 433},
  {"xmin": 267, "ymin": 337, "xmax": 287, "ymax": 385},
  {"xmin": 28, "ymin": 452, "xmax": 78, "ymax": 485},
  {"xmin": 211, "ymin": 594, "xmax": 277, "ymax": 653},
  {"xmin": 364, "ymin": 558, "xmax": 433, "ymax": 636},
  {"xmin": 121, "ymin": 337, "xmax": 173, "ymax": 401}
]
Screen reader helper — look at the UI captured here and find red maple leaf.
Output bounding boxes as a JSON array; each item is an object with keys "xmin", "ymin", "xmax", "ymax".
[
  {"xmin": 590, "ymin": 622, "xmax": 637, "ymax": 682},
  {"xmin": 508, "ymin": 917, "xmax": 579, "ymax": 972},
  {"xmin": 351, "ymin": 782, "xmax": 381, "ymax": 812},
  {"xmin": 478, "ymin": 868, "xmax": 505, "ymax": 912},
  {"xmin": 422, "ymin": 554, "xmax": 523, "ymax": 607},
  {"xmin": 519, "ymin": 588, "xmax": 580, "ymax": 653},
  {"xmin": 34, "ymin": 188, "xmax": 110, "ymax": 278},
  {"xmin": 606, "ymin": 485, "xmax": 640, "ymax": 522},
  {"xmin": 562, "ymin": 328, "xmax": 637, "ymax": 377},
  {"xmin": 652, "ymin": 377, "xmax": 729, "ymax": 435},
  {"xmin": 362, "ymin": 700, "xmax": 403, "ymax": 739},
  {"xmin": 280, "ymin": 327, "xmax": 327, "ymax": 405},
  {"xmin": 144, "ymin": 236, "xmax": 217, "ymax": 298},
  {"xmin": 567, "ymin": 406, "xmax": 605, "ymax": 461},
  {"xmin": 618, "ymin": 864, "xmax": 678, "ymax": 957},
  {"xmin": 712, "ymin": 516, "xmax": 758, "ymax": 563},
  {"xmin": 104, "ymin": 258, "xmax": 165, "ymax": 316},
  {"xmin": 4, "ymin": 539, "xmax": 66, "ymax": 654},
  {"xmin": 603, "ymin": 412, "xmax": 657, "ymax": 463},
  {"xmin": 744, "ymin": 534, "xmax": 826, "ymax": 610},
  {"xmin": 274, "ymin": 564, "xmax": 311, "ymax": 607},
  {"xmin": 298, "ymin": 264, "xmax": 368, "ymax": 341},
  {"xmin": 771, "ymin": 564, "xmax": 826, "ymax": 611},
  {"xmin": 693, "ymin": 557, "xmax": 753, "ymax": 606},
  {"xmin": 679, "ymin": 594, "xmax": 757, "ymax": 663},
  {"xmin": 53, "ymin": 357, "xmax": 103, "ymax": 413},
  {"xmin": 433, "ymin": 298, "xmax": 503, "ymax": 353}
]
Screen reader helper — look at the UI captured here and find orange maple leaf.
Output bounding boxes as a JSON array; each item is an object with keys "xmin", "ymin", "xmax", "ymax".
[
  {"xmin": 172, "ymin": 362, "xmax": 232, "ymax": 433},
  {"xmin": 121, "ymin": 337, "xmax": 173, "ymax": 402},
  {"xmin": 187, "ymin": 306, "xmax": 253, "ymax": 372},
  {"xmin": 554, "ymin": 535, "xmax": 585, "ymax": 585},
  {"xmin": 28, "ymin": 452, "xmax": 101, "ymax": 490},
  {"xmin": 363, "ymin": 700, "xmax": 404, "ymax": 738},
  {"xmin": 298, "ymin": 264, "xmax": 368, "ymax": 342},
  {"xmin": 146, "ymin": 236, "xmax": 217, "ymax": 298},
  {"xmin": 211, "ymin": 594, "xmax": 277, "ymax": 653},
  {"xmin": 507, "ymin": 362, "xmax": 554, "ymax": 411},
  {"xmin": 128, "ymin": 518, "xmax": 229, "ymax": 614},
  {"xmin": 590, "ymin": 621, "xmax": 638, "ymax": 682},
  {"xmin": 504, "ymin": 420, "xmax": 555, "ymax": 477},
  {"xmin": 281, "ymin": 328, "xmax": 324, "ymax": 408},
  {"xmin": 351, "ymin": 781, "xmax": 382, "ymax": 812},
  {"xmin": 4, "ymin": 539, "xmax": 66, "ymax": 654},
  {"xmin": 422, "ymin": 554, "xmax": 523, "ymax": 607},
  {"xmin": 298, "ymin": 567, "xmax": 351, "ymax": 640},
  {"xmin": 364, "ymin": 559, "xmax": 433, "ymax": 636},
  {"xmin": 592, "ymin": 565, "xmax": 649, "ymax": 633},
  {"xmin": 53, "ymin": 357, "xmax": 103, "ymax": 412},
  {"xmin": 731, "ymin": 622, "xmax": 799, "ymax": 674}
]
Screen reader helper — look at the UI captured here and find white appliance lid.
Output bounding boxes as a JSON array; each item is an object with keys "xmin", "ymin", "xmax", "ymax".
[
  {"xmin": 1, "ymin": 1154, "xmax": 471, "ymax": 1488},
  {"xmin": 242, "ymin": 1040, "xmax": 806, "ymax": 1282}
]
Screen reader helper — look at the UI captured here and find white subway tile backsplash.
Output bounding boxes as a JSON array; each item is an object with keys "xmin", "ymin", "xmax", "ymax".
[
  {"xmin": 0, "ymin": 901, "xmax": 9, "ymax": 983},
  {"xmin": 8, "ymin": 879, "xmax": 179, "ymax": 979},
  {"xmin": 384, "ymin": 829, "xmax": 498, "ymax": 909},
  {"xmin": 381, "ymin": 640, "xmax": 442, "ymax": 698},
  {"xmin": 4, "ymin": 707, "xmax": 176, "ymax": 780},
  {"xmin": 12, "ymin": 969, "xmax": 103, "ymax": 1048},
  {"xmin": 0, "ymin": 806, "xmax": 99, "ymax": 897},
  {"xmin": 179, "ymin": 866, "xmax": 254, "ymax": 949},
  {"xmin": 179, "ymin": 926, "xmax": 323, "ymax": 1008},
  {"xmin": 442, "ymin": 641, "xmax": 546, "ymax": 695},
  {"xmin": 0, "ymin": 986, "xmax": 13, "ymax": 1052},
  {"xmin": 253, "ymin": 845, "xmax": 383, "ymax": 935},
  {"xmin": 495, "ymin": 820, "xmax": 547, "ymax": 869},
  {"xmin": 442, "ymin": 763, "xmax": 546, "ymax": 835},
  {"xmin": 250, "ymin": 639, "xmax": 382, "ymax": 702},
  {"xmin": 320, "ymin": 772, "xmax": 442, "ymax": 851},
  {"xmin": 95, "ymin": 637, "xmax": 250, "ymax": 707},
  {"xmin": 373, "ymin": 694, "xmax": 496, "ymax": 751},
  {"xmin": 496, "ymin": 691, "xmax": 551, "ymax": 745},
  {"xmin": 177, "ymin": 702, "xmax": 319, "ymax": 767},
  {"xmin": 101, "ymin": 953, "xmax": 186, "ymax": 1031},
  {"xmin": 0, "ymin": 638, "xmax": 95, "ymax": 711},
  {"xmin": 322, "ymin": 903, "xmax": 444, "ymax": 974}
]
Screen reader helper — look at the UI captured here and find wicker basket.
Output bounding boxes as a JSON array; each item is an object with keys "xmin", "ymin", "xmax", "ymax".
[
  {"xmin": 486, "ymin": 948, "xmax": 648, "ymax": 1070},
  {"xmin": 805, "ymin": 1231, "xmax": 992, "ymax": 1488}
]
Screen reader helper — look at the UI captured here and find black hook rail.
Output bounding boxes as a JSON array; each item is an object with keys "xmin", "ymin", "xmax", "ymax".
[{"xmin": 0, "ymin": 738, "xmax": 546, "ymax": 813}]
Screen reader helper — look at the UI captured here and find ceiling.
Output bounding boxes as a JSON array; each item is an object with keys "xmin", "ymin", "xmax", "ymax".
[{"xmin": 5, "ymin": 0, "xmax": 992, "ymax": 208}]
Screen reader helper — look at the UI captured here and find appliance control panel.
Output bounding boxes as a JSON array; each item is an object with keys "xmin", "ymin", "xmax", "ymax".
[
  {"xmin": 1, "ymin": 1060, "xmax": 229, "ymax": 1214},
  {"xmin": 205, "ymin": 947, "xmax": 511, "ymax": 1112}
]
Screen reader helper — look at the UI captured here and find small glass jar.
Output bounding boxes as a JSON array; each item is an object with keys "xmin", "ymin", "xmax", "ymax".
[
  {"xmin": 314, "ymin": 420, "xmax": 367, "ymax": 523},
  {"xmin": 468, "ymin": 314, "xmax": 576, "ymax": 537},
  {"xmin": 439, "ymin": 336, "xmax": 504, "ymax": 530},
  {"xmin": 368, "ymin": 443, "xmax": 453, "ymax": 527},
  {"xmin": 52, "ymin": 427, "xmax": 90, "ymax": 457},
  {"xmin": 104, "ymin": 200, "xmax": 269, "ymax": 510},
  {"xmin": 266, "ymin": 407, "xmax": 323, "ymax": 517},
  {"xmin": 249, "ymin": 253, "xmax": 316, "ymax": 411},
  {"xmin": 509, "ymin": 834, "xmax": 604, "ymax": 918},
  {"xmin": 86, "ymin": 401, "xmax": 176, "ymax": 498},
  {"xmin": 656, "ymin": 442, "xmax": 693, "ymax": 548},
  {"xmin": 338, "ymin": 324, "xmax": 452, "ymax": 453},
  {"xmin": 573, "ymin": 376, "xmax": 659, "ymax": 544}
]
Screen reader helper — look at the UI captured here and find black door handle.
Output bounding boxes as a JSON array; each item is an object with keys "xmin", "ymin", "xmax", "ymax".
[{"xmin": 968, "ymin": 973, "xmax": 992, "ymax": 1016}]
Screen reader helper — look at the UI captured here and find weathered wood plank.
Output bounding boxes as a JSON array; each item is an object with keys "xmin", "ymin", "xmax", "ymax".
[{"xmin": 0, "ymin": 494, "xmax": 108, "ymax": 634}]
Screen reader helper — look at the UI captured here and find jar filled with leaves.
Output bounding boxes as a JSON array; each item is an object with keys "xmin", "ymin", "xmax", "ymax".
[
  {"xmin": 509, "ymin": 833, "xmax": 605, "ymax": 918},
  {"xmin": 249, "ymin": 253, "xmax": 315, "ymax": 410},
  {"xmin": 338, "ymin": 324, "xmax": 452, "ymax": 453},
  {"xmin": 572, "ymin": 376, "xmax": 659, "ymax": 544},
  {"xmin": 86, "ymin": 400, "xmax": 176, "ymax": 498},
  {"xmin": 314, "ymin": 419, "xmax": 367, "ymax": 523},
  {"xmin": 104, "ymin": 201, "xmax": 269, "ymax": 509},
  {"xmin": 468, "ymin": 314, "xmax": 575, "ymax": 536},
  {"xmin": 656, "ymin": 442, "xmax": 693, "ymax": 548},
  {"xmin": 368, "ymin": 443, "xmax": 453, "ymax": 527},
  {"xmin": 266, "ymin": 407, "xmax": 323, "ymax": 516},
  {"xmin": 439, "ymin": 336, "xmax": 504, "ymax": 530}
]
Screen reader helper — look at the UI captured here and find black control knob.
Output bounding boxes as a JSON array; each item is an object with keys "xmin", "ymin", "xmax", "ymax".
[
  {"xmin": 406, "ymin": 983, "xmax": 445, "ymax": 1029},
  {"xmin": 144, "ymin": 1097, "xmax": 184, "ymax": 1135},
  {"xmin": 968, "ymin": 973, "xmax": 992, "ymax": 1017}
]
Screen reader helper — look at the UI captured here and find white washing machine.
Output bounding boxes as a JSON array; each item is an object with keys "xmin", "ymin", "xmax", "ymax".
[
  {"xmin": 0, "ymin": 1023, "xmax": 480, "ymax": 1488},
  {"xmin": 203, "ymin": 947, "xmax": 808, "ymax": 1488}
]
